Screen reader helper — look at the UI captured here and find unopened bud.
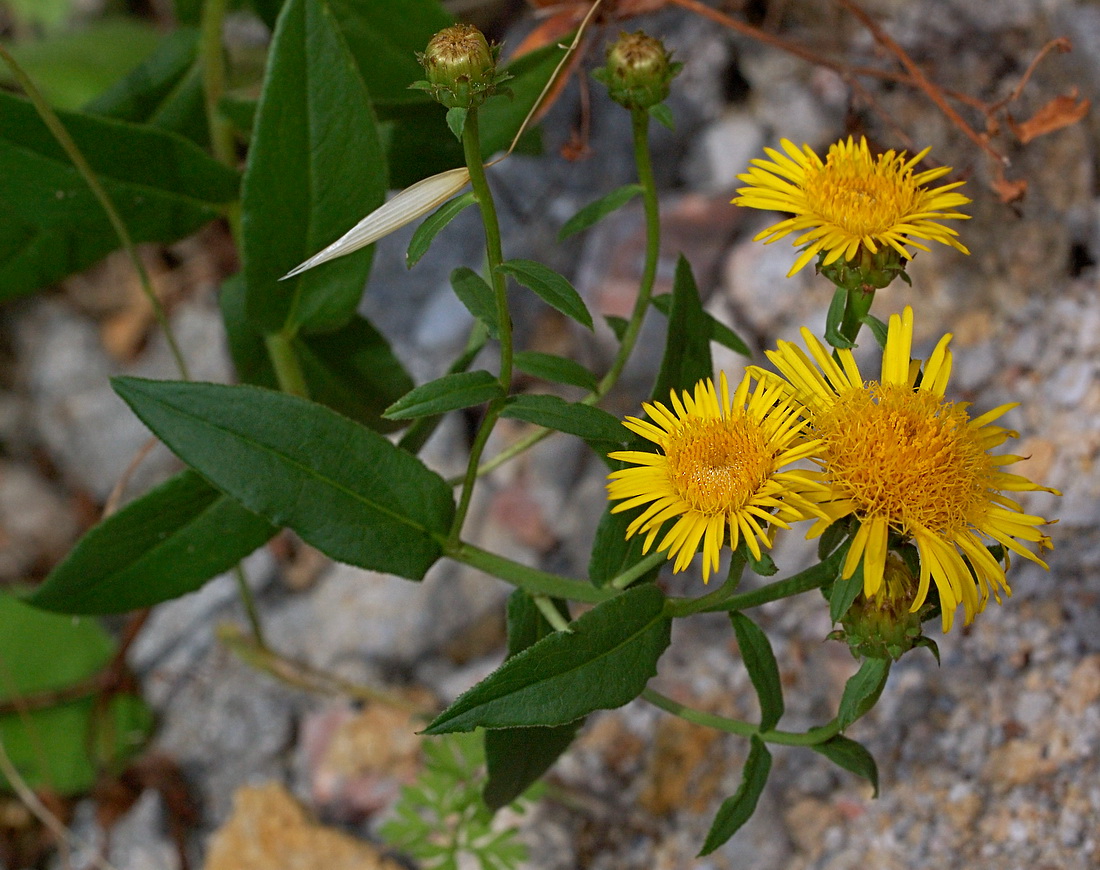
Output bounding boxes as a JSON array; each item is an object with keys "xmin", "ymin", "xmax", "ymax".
[
  {"xmin": 413, "ymin": 24, "xmax": 505, "ymax": 110},
  {"xmin": 593, "ymin": 31, "xmax": 681, "ymax": 111}
]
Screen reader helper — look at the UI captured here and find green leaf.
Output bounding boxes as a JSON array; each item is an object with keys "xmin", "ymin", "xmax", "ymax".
[
  {"xmin": 241, "ymin": 0, "xmax": 387, "ymax": 334},
  {"xmin": 824, "ymin": 286, "xmax": 855, "ymax": 350},
  {"xmin": 25, "ymin": 471, "xmax": 275, "ymax": 615},
  {"xmin": 605, "ymin": 315, "xmax": 629, "ymax": 342},
  {"xmin": 513, "ymin": 351, "xmax": 598, "ymax": 392},
  {"xmin": 84, "ymin": 28, "xmax": 207, "ymax": 145},
  {"xmin": 0, "ymin": 91, "xmax": 238, "ymax": 303},
  {"xmin": 478, "ymin": 40, "xmax": 565, "ymax": 156},
  {"xmin": 407, "ymin": 191, "xmax": 477, "ymax": 268},
  {"xmin": 445, "ymin": 106, "xmax": 467, "ymax": 141},
  {"xmin": 111, "ymin": 378, "xmax": 455, "ymax": 580},
  {"xmin": 450, "ymin": 266, "xmax": 499, "ymax": 338},
  {"xmin": 699, "ymin": 736, "xmax": 772, "ymax": 856},
  {"xmin": 829, "ymin": 551, "xmax": 863, "ymax": 625},
  {"xmin": 0, "ymin": 594, "xmax": 153, "ymax": 795},
  {"xmin": 424, "ymin": 584, "xmax": 671, "ymax": 733},
  {"xmin": 817, "ymin": 519, "xmax": 850, "ymax": 561},
  {"xmin": 250, "ymin": 0, "xmax": 287, "ymax": 29},
  {"xmin": 587, "ymin": 502, "xmax": 661, "ymax": 589},
  {"xmin": 650, "ymin": 292, "xmax": 751, "ymax": 357},
  {"xmin": 500, "ymin": 394, "xmax": 624, "ymax": 443},
  {"xmin": 557, "ymin": 184, "xmax": 643, "ymax": 241},
  {"xmin": 837, "ymin": 657, "xmax": 890, "ymax": 730},
  {"xmin": 498, "ymin": 259, "xmax": 593, "ymax": 331},
  {"xmin": 861, "ymin": 313, "xmax": 889, "ymax": 348},
  {"xmin": 648, "ymin": 103, "xmax": 675, "ymax": 131},
  {"xmin": 812, "ymin": 735, "xmax": 879, "ymax": 797},
  {"xmin": 384, "ymin": 370, "xmax": 503, "ymax": 421},
  {"xmin": 652, "ymin": 256, "xmax": 714, "ymax": 400},
  {"xmin": 484, "ymin": 591, "xmax": 583, "ymax": 810},
  {"xmin": 729, "ymin": 612, "xmax": 784, "ymax": 732},
  {"xmin": 220, "ymin": 277, "xmax": 414, "ymax": 433}
]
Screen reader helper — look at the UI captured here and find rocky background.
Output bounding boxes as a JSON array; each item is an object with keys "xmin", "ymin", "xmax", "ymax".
[{"xmin": 2, "ymin": 0, "xmax": 1099, "ymax": 868}]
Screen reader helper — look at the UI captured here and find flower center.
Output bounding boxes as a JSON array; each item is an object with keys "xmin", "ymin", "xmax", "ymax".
[
  {"xmin": 816, "ymin": 383, "xmax": 995, "ymax": 534},
  {"xmin": 803, "ymin": 149, "xmax": 920, "ymax": 237},
  {"xmin": 663, "ymin": 415, "xmax": 773, "ymax": 514}
]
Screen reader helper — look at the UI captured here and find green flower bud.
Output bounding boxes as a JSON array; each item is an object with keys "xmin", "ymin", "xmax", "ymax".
[
  {"xmin": 413, "ymin": 24, "xmax": 506, "ymax": 110},
  {"xmin": 830, "ymin": 554, "xmax": 935, "ymax": 661},
  {"xmin": 593, "ymin": 31, "xmax": 682, "ymax": 111},
  {"xmin": 818, "ymin": 244, "xmax": 911, "ymax": 292}
]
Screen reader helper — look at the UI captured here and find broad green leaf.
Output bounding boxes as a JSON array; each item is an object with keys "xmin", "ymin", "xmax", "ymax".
[
  {"xmin": 250, "ymin": 0, "xmax": 287, "ymax": 29},
  {"xmin": 85, "ymin": 28, "xmax": 207, "ymax": 145},
  {"xmin": 424, "ymin": 584, "xmax": 671, "ymax": 733},
  {"xmin": 837, "ymin": 657, "xmax": 890, "ymax": 730},
  {"xmin": 513, "ymin": 351, "xmax": 598, "ymax": 392},
  {"xmin": 384, "ymin": 370, "xmax": 503, "ymax": 421},
  {"xmin": 811, "ymin": 735, "xmax": 879, "ymax": 797},
  {"xmin": 220, "ymin": 277, "xmax": 414, "ymax": 433},
  {"xmin": 450, "ymin": 266, "xmax": 499, "ymax": 338},
  {"xmin": 500, "ymin": 394, "xmax": 624, "ymax": 443},
  {"xmin": 587, "ymin": 500, "xmax": 660, "ymax": 589},
  {"xmin": 241, "ymin": 0, "xmax": 386, "ymax": 334},
  {"xmin": 173, "ymin": 0, "xmax": 203, "ymax": 25},
  {"xmin": 558, "ymin": 184, "xmax": 643, "ymax": 241},
  {"xmin": 0, "ymin": 91, "xmax": 238, "ymax": 303},
  {"xmin": 25, "ymin": 471, "xmax": 276, "ymax": 614},
  {"xmin": 652, "ymin": 256, "xmax": 713, "ymax": 401},
  {"xmin": 407, "ymin": 191, "xmax": 477, "ymax": 268},
  {"xmin": 112, "ymin": 378, "xmax": 455, "ymax": 580},
  {"xmin": 730, "ymin": 612, "xmax": 784, "ymax": 732},
  {"xmin": 651, "ymin": 292, "xmax": 751, "ymax": 357},
  {"xmin": 0, "ymin": 594, "xmax": 153, "ymax": 795},
  {"xmin": 499, "ymin": 259, "xmax": 593, "ymax": 331},
  {"xmin": 699, "ymin": 736, "xmax": 772, "ymax": 856},
  {"xmin": 0, "ymin": 18, "xmax": 162, "ymax": 110},
  {"xmin": 484, "ymin": 590, "xmax": 583, "ymax": 809}
]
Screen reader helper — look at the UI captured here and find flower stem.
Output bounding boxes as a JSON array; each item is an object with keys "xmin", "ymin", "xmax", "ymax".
[
  {"xmin": 446, "ymin": 541, "xmax": 615, "ymax": 604},
  {"xmin": 448, "ymin": 107, "xmax": 513, "ymax": 543},
  {"xmin": 473, "ymin": 105, "xmax": 662, "ymax": 479},
  {"xmin": 199, "ymin": 0, "xmax": 236, "ymax": 169},
  {"xmin": 0, "ymin": 44, "xmax": 191, "ymax": 381},
  {"xmin": 533, "ymin": 595, "xmax": 572, "ymax": 632},
  {"xmin": 642, "ymin": 688, "xmax": 843, "ymax": 746},
  {"xmin": 232, "ymin": 562, "xmax": 267, "ymax": 650},
  {"xmin": 676, "ymin": 550, "xmax": 843, "ymax": 616},
  {"xmin": 665, "ymin": 552, "xmax": 747, "ymax": 616},
  {"xmin": 838, "ymin": 284, "xmax": 875, "ymax": 346},
  {"xmin": 264, "ymin": 331, "xmax": 310, "ymax": 398},
  {"xmin": 609, "ymin": 550, "xmax": 667, "ymax": 590}
]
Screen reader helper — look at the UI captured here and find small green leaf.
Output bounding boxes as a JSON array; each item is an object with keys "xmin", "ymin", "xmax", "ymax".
[
  {"xmin": 861, "ymin": 314, "xmax": 889, "ymax": 348},
  {"xmin": 407, "ymin": 192, "xmax": 477, "ymax": 268},
  {"xmin": 25, "ymin": 471, "xmax": 275, "ymax": 614},
  {"xmin": 652, "ymin": 256, "xmax": 713, "ymax": 401},
  {"xmin": 650, "ymin": 293, "xmax": 751, "ymax": 357},
  {"xmin": 450, "ymin": 266, "xmax": 499, "ymax": 338},
  {"xmin": 824, "ymin": 286, "xmax": 855, "ymax": 349},
  {"xmin": 699, "ymin": 736, "xmax": 771, "ymax": 856},
  {"xmin": 111, "ymin": 378, "xmax": 455, "ymax": 580},
  {"xmin": 837, "ymin": 657, "xmax": 891, "ymax": 730},
  {"xmin": 811, "ymin": 735, "xmax": 879, "ymax": 797},
  {"xmin": 730, "ymin": 613, "xmax": 784, "ymax": 732},
  {"xmin": 605, "ymin": 315, "xmax": 629, "ymax": 342},
  {"xmin": 648, "ymin": 102, "xmax": 675, "ymax": 131},
  {"xmin": 498, "ymin": 259, "xmax": 594, "ymax": 331},
  {"xmin": 817, "ymin": 519, "xmax": 850, "ymax": 561},
  {"xmin": 501, "ymin": 394, "xmax": 625, "ymax": 443},
  {"xmin": 829, "ymin": 550, "xmax": 863, "ymax": 625},
  {"xmin": 424, "ymin": 584, "xmax": 671, "ymax": 733},
  {"xmin": 384, "ymin": 370, "xmax": 503, "ymax": 421},
  {"xmin": 446, "ymin": 106, "xmax": 467, "ymax": 141},
  {"xmin": 513, "ymin": 351, "xmax": 598, "ymax": 392},
  {"xmin": 557, "ymin": 184, "xmax": 643, "ymax": 241}
]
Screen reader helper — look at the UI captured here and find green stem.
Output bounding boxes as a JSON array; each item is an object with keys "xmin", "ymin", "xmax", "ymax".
[
  {"xmin": 533, "ymin": 595, "xmax": 572, "ymax": 632},
  {"xmin": 609, "ymin": 550, "xmax": 666, "ymax": 590},
  {"xmin": 199, "ymin": 0, "xmax": 236, "ymax": 169},
  {"xmin": 665, "ymin": 552, "xmax": 746, "ymax": 616},
  {"xmin": 642, "ymin": 688, "xmax": 843, "ymax": 746},
  {"xmin": 264, "ymin": 331, "xmax": 309, "ymax": 398},
  {"xmin": 446, "ymin": 541, "xmax": 615, "ymax": 604},
  {"xmin": 0, "ymin": 45, "xmax": 191, "ymax": 381},
  {"xmin": 838, "ymin": 285, "xmax": 875, "ymax": 346},
  {"xmin": 472, "ymin": 105, "xmax": 662, "ymax": 480},
  {"xmin": 685, "ymin": 553, "xmax": 842, "ymax": 616},
  {"xmin": 448, "ymin": 108, "xmax": 513, "ymax": 542},
  {"xmin": 232, "ymin": 563, "xmax": 267, "ymax": 650}
]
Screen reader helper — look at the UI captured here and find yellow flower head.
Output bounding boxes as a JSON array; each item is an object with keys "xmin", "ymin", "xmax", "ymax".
[
  {"xmin": 733, "ymin": 137, "xmax": 971, "ymax": 277},
  {"xmin": 606, "ymin": 372, "xmax": 826, "ymax": 582},
  {"xmin": 760, "ymin": 307, "xmax": 1059, "ymax": 631}
]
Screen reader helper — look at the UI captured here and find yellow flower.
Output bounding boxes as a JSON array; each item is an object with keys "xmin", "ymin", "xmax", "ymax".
[
  {"xmin": 760, "ymin": 306, "xmax": 1058, "ymax": 631},
  {"xmin": 733, "ymin": 137, "xmax": 971, "ymax": 277},
  {"xmin": 606, "ymin": 372, "xmax": 826, "ymax": 582}
]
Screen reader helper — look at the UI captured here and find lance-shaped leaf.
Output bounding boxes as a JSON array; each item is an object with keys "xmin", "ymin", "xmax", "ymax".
[
  {"xmin": 513, "ymin": 351, "xmax": 598, "ymax": 392},
  {"xmin": 112, "ymin": 378, "xmax": 455, "ymax": 580},
  {"xmin": 424, "ymin": 584, "xmax": 671, "ymax": 734},
  {"xmin": 0, "ymin": 90, "xmax": 238, "ymax": 303},
  {"xmin": 282, "ymin": 167, "xmax": 471, "ymax": 281},
  {"xmin": 242, "ymin": 0, "xmax": 386, "ymax": 333},
  {"xmin": 449, "ymin": 266, "xmax": 499, "ymax": 338},
  {"xmin": 652, "ymin": 256, "xmax": 713, "ymax": 400},
  {"xmin": 699, "ymin": 736, "xmax": 772, "ymax": 856},
  {"xmin": 407, "ymin": 191, "xmax": 477, "ymax": 268},
  {"xmin": 558, "ymin": 184, "xmax": 643, "ymax": 241},
  {"xmin": 26, "ymin": 471, "xmax": 276, "ymax": 614},
  {"xmin": 484, "ymin": 590, "xmax": 583, "ymax": 809},
  {"xmin": 498, "ymin": 259, "xmax": 593, "ymax": 331},
  {"xmin": 837, "ymin": 657, "xmax": 891, "ymax": 730},
  {"xmin": 383, "ymin": 370, "xmax": 503, "ymax": 421},
  {"xmin": 730, "ymin": 612, "xmax": 784, "ymax": 732},
  {"xmin": 500, "ymin": 394, "xmax": 625, "ymax": 443},
  {"xmin": 811, "ymin": 735, "xmax": 879, "ymax": 797},
  {"xmin": 650, "ymin": 292, "xmax": 751, "ymax": 357}
]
